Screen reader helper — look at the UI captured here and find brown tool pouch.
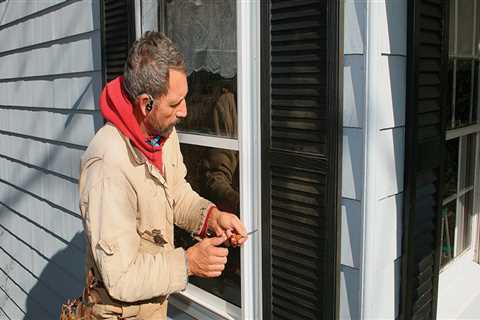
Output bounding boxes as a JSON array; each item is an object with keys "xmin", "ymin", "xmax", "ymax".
[{"xmin": 59, "ymin": 269, "xmax": 102, "ymax": 320}]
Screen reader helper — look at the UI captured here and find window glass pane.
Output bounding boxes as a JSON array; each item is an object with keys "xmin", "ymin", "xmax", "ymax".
[
  {"xmin": 474, "ymin": 61, "xmax": 479, "ymax": 123},
  {"xmin": 457, "ymin": 0, "xmax": 475, "ymax": 56},
  {"xmin": 164, "ymin": 0, "xmax": 237, "ymax": 138},
  {"xmin": 444, "ymin": 138, "xmax": 459, "ymax": 198},
  {"xmin": 175, "ymin": 143, "xmax": 240, "ymax": 306},
  {"xmin": 455, "ymin": 60, "xmax": 474, "ymax": 127},
  {"xmin": 447, "ymin": 60, "xmax": 455, "ymax": 128},
  {"xmin": 441, "ymin": 200, "xmax": 457, "ymax": 267},
  {"xmin": 461, "ymin": 134, "xmax": 477, "ymax": 189},
  {"xmin": 477, "ymin": 0, "xmax": 480, "ymax": 57},
  {"xmin": 449, "ymin": 0, "xmax": 456, "ymax": 56},
  {"xmin": 459, "ymin": 190, "xmax": 475, "ymax": 253}
]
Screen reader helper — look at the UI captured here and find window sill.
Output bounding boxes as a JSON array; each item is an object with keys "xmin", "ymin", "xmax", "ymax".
[
  {"xmin": 437, "ymin": 247, "xmax": 480, "ymax": 319},
  {"xmin": 168, "ymin": 284, "xmax": 241, "ymax": 320}
]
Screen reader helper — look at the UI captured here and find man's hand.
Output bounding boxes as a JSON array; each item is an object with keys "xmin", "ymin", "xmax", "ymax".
[
  {"xmin": 208, "ymin": 207, "xmax": 248, "ymax": 247},
  {"xmin": 185, "ymin": 235, "xmax": 228, "ymax": 278}
]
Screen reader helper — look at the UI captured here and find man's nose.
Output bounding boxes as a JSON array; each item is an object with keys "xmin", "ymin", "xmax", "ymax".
[{"xmin": 176, "ymin": 100, "xmax": 187, "ymax": 118}]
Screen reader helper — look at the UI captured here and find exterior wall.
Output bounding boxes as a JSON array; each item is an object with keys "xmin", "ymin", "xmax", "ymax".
[
  {"xmin": 340, "ymin": 0, "xmax": 406, "ymax": 318},
  {"xmin": 0, "ymin": 1, "xmax": 102, "ymax": 319}
]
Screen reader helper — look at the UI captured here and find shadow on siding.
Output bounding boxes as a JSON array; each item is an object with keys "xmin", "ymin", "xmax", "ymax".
[{"xmin": 24, "ymin": 232, "xmax": 85, "ymax": 320}]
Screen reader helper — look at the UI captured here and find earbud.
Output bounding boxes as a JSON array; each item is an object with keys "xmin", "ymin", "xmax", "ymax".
[{"xmin": 146, "ymin": 95, "xmax": 154, "ymax": 112}]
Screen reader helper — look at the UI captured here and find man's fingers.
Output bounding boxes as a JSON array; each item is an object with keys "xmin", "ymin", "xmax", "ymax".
[
  {"xmin": 206, "ymin": 271, "xmax": 222, "ymax": 278},
  {"xmin": 208, "ymin": 235, "xmax": 227, "ymax": 247},
  {"xmin": 214, "ymin": 225, "xmax": 225, "ymax": 237},
  {"xmin": 208, "ymin": 264, "xmax": 225, "ymax": 272},
  {"xmin": 237, "ymin": 236, "xmax": 247, "ymax": 245},
  {"xmin": 209, "ymin": 256, "xmax": 228, "ymax": 265},
  {"xmin": 232, "ymin": 218, "xmax": 247, "ymax": 236},
  {"xmin": 208, "ymin": 246, "xmax": 229, "ymax": 257}
]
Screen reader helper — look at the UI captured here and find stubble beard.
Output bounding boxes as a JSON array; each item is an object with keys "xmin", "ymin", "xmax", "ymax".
[{"xmin": 146, "ymin": 114, "xmax": 181, "ymax": 137}]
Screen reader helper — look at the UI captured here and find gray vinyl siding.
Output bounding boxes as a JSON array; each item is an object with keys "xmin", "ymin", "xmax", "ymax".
[
  {"xmin": 0, "ymin": 1, "xmax": 102, "ymax": 319},
  {"xmin": 340, "ymin": 1, "xmax": 365, "ymax": 318}
]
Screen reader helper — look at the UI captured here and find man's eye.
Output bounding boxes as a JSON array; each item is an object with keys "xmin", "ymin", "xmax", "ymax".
[{"xmin": 171, "ymin": 100, "xmax": 183, "ymax": 108}]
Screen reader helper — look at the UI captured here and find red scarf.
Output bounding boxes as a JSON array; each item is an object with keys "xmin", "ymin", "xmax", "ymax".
[{"xmin": 100, "ymin": 76, "xmax": 166, "ymax": 173}]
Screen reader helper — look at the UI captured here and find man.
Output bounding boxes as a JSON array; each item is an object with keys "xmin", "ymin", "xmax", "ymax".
[{"xmin": 78, "ymin": 32, "xmax": 247, "ymax": 319}]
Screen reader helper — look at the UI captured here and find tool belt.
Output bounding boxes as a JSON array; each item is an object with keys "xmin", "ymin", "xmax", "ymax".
[
  {"xmin": 60, "ymin": 267, "xmax": 167, "ymax": 319},
  {"xmin": 59, "ymin": 269, "xmax": 103, "ymax": 320}
]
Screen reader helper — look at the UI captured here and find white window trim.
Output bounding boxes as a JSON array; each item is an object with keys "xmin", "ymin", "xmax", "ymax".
[
  {"xmin": 134, "ymin": 0, "xmax": 142, "ymax": 38},
  {"xmin": 237, "ymin": 1, "xmax": 262, "ymax": 319},
  {"xmin": 177, "ymin": 132, "xmax": 239, "ymax": 151},
  {"xmin": 442, "ymin": 130, "xmax": 480, "ymax": 262},
  {"xmin": 138, "ymin": 1, "xmax": 263, "ymax": 319},
  {"xmin": 170, "ymin": 285, "xmax": 240, "ymax": 320}
]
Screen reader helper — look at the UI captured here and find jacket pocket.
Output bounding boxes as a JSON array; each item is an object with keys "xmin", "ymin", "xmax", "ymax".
[{"xmin": 95, "ymin": 238, "xmax": 122, "ymax": 289}]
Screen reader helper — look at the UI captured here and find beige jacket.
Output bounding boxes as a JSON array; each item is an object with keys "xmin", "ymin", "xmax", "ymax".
[{"xmin": 79, "ymin": 123, "xmax": 212, "ymax": 319}]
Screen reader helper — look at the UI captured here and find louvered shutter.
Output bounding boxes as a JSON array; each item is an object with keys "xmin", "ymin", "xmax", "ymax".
[
  {"xmin": 400, "ymin": 1, "xmax": 449, "ymax": 319},
  {"xmin": 101, "ymin": 0, "xmax": 136, "ymax": 83},
  {"xmin": 261, "ymin": 1, "xmax": 342, "ymax": 319}
]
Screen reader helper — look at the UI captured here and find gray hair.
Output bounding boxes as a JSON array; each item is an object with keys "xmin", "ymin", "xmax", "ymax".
[{"xmin": 123, "ymin": 32, "xmax": 186, "ymax": 100}]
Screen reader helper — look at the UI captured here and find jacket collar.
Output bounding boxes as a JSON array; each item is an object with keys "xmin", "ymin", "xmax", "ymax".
[{"xmin": 119, "ymin": 127, "xmax": 168, "ymax": 186}]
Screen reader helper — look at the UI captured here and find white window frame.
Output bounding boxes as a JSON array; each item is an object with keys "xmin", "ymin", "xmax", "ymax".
[
  {"xmin": 441, "ymin": 0, "xmax": 480, "ymax": 270},
  {"xmin": 137, "ymin": 1, "xmax": 262, "ymax": 319}
]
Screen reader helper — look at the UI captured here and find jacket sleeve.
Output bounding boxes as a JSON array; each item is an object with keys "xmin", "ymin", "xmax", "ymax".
[
  {"xmin": 81, "ymin": 169, "xmax": 188, "ymax": 302},
  {"xmin": 169, "ymin": 132, "xmax": 214, "ymax": 234},
  {"xmin": 203, "ymin": 149, "xmax": 240, "ymax": 214}
]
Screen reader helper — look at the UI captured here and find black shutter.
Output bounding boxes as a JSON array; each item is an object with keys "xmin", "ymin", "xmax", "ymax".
[
  {"xmin": 101, "ymin": 0, "xmax": 136, "ymax": 84},
  {"xmin": 261, "ymin": 1, "xmax": 342, "ymax": 319},
  {"xmin": 400, "ymin": 0, "xmax": 449, "ymax": 319}
]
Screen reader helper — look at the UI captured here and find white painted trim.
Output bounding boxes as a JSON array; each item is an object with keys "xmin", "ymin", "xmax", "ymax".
[
  {"xmin": 237, "ymin": 0, "xmax": 262, "ymax": 319},
  {"xmin": 360, "ymin": 0, "xmax": 377, "ymax": 317},
  {"xmin": 134, "ymin": 0, "xmax": 142, "ymax": 39},
  {"xmin": 177, "ymin": 132, "xmax": 239, "ymax": 151},
  {"xmin": 169, "ymin": 284, "xmax": 240, "ymax": 320},
  {"xmin": 446, "ymin": 123, "xmax": 480, "ymax": 140},
  {"xmin": 437, "ymin": 243, "xmax": 480, "ymax": 319}
]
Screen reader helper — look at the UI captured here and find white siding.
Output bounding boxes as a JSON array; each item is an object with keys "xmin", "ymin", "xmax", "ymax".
[
  {"xmin": 0, "ymin": 1, "xmax": 102, "ymax": 319},
  {"xmin": 340, "ymin": 0, "xmax": 407, "ymax": 319}
]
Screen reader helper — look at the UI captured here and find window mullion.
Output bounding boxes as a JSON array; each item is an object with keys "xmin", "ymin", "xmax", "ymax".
[{"xmin": 177, "ymin": 132, "xmax": 239, "ymax": 151}]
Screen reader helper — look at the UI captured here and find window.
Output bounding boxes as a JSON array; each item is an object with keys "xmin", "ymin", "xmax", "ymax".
[
  {"xmin": 440, "ymin": 0, "xmax": 480, "ymax": 268},
  {"xmin": 160, "ymin": 0, "xmax": 242, "ymax": 307},
  {"xmin": 138, "ymin": 0, "xmax": 262, "ymax": 318}
]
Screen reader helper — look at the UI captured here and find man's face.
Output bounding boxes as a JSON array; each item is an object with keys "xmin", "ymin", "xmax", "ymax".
[{"xmin": 145, "ymin": 69, "xmax": 188, "ymax": 137}]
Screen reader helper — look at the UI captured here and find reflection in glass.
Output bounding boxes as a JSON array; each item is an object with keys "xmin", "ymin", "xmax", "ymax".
[
  {"xmin": 175, "ymin": 144, "xmax": 240, "ymax": 306},
  {"xmin": 460, "ymin": 191, "xmax": 474, "ymax": 253},
  {"xmin": 164, "ymin": 0, "xmax": 237, "ymax": 138},
  {"xmin": 449, "ymin": 0, "xmax": 455, "ymax": 55},
  {"xmin": 473, "ymin": 61, "xmax": 478, "ymax": 123},
  {"xmin": 447, "ymin": 60, "xmax": 455, "ymax": 128},
  {"xmin": 441, "ymin": 200, "xmax": 457, "ymax": 267},
  {"xmin": 444, "ymin": 139, "xmax": 459, "ymax": 198},
  {"xmin": 177, "ymin": 72, "xmax": 237, "ymax": 138},
  {"xmin": 457, "ymin": 0, "xmax": 475, "ymax": 55},
  {"xmin": 455, "ymin": 60, "xmax": 473, "ymax": 128},
  {"xmin": 463, "ymin": 134, "xmax": 477, "ymax": 189}
]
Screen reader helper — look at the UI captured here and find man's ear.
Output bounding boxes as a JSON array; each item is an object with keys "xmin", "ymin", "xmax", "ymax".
[{"xmin": 136, "ymin": 94, "xmax": 151, "ymax": 117}]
